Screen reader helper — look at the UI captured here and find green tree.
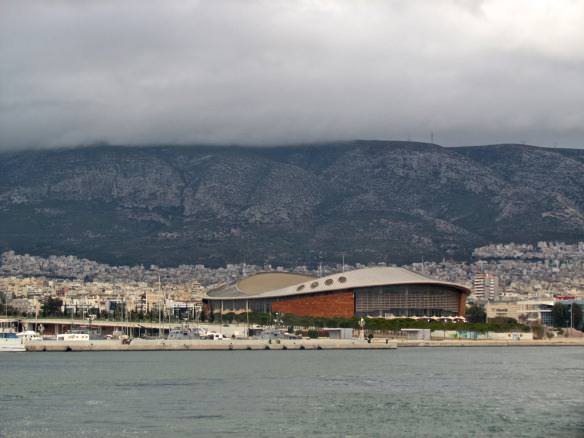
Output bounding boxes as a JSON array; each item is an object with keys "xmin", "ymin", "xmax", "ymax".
[
  {"xmin": 466, "ymin": 304, "xmax": 486, "ymax": 323},
  {"xmin": 563, "ymin": 302, "xmax": 582, "ymax": 330},
  {"xmin": 0, "ymin": 290, "xmax": 11, "ymax": 315},
  {"xmin": 573, "ymin": 303, "xmax": 583, "ymax": 330},
  {"xmin": 551, "ymin": 302, "xmax": 570, "ymax": 328},
  {"xmin": 42, "ymin": 297, "xmax": 64, "ymax": 317},
  {"xmin": 531, "ymin": 323, "xmax": 545, "ymax": 340}
]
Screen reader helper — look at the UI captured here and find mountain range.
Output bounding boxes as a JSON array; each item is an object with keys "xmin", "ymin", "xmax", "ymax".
[{"xmin": 1, "ymin": 141, "xmax": 583, "ymax": 267}]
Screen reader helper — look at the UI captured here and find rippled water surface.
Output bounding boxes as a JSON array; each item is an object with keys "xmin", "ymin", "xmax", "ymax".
[{"xmin": 1, "ymin": 347, "xmax": 583, "ymax": 437}]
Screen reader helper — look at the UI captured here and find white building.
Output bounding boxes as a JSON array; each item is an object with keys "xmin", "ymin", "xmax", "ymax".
[{"xmin": 472, "ymin": 273, "xmax": 499, "ymax": 301}]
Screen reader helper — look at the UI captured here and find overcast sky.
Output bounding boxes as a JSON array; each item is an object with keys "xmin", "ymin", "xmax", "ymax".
[{"xmin": 1, "ymin": 0, "xmax": 583, "ymax": 150}]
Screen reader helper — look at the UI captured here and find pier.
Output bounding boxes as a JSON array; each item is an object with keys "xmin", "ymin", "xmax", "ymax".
[
  {"xmin": 24, "ymin": 338, "xmax": 398, "ymax": 352},
  {"xmin": 22, "ymin": 337, "xmax": 584, "ymax": 352}
]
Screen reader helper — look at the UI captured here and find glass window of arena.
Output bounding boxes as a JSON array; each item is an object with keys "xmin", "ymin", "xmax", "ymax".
[
  {"xmin": 355, "ymin": 284, "xmax": 461, "ymax": 318},
  {"xmin": 211, "ymin": 299, "xmax": 273, "ymax": 314}
]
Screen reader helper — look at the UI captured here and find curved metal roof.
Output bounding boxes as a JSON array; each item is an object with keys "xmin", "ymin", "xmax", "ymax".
[
  {"xmin": 205, "ymin": 267, "xmax": 470, "ymax": 301},
  {"xmin": 207, "ymin": 272, "xmax": 314, "ymax": 298}
]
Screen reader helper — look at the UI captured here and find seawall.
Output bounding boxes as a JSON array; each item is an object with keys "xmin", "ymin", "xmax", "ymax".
[
  {"xmin": 397, "ymin": 338, "xmax": 584, "ymax": 347},
  {"xmin": 24, "ymin": 338, "xmax": 398, "ymax": 352},
  {"xmin": 23, "ymin": 338, "xmax": 584, "ymax": 352}
]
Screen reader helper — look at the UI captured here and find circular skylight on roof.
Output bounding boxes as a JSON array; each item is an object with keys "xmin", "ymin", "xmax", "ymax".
[
  {"xmin": 310, "ymin": 281, "xmax": 319, "ymax": 288},
  {"xmin": 325, "ymin": 278, "xmax": 333, "ymax": 285},
  {"xmin": 296, "ymin": 284, "xmax": 305, "ymax": 291},
  {"xmin": 338, "ymin": 276, "xmax": 347, "ymax": 283}
]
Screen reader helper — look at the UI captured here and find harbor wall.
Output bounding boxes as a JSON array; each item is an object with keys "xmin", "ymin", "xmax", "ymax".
[
  {"xmin": 23, "ymin": 337, "xmax": 584, "ymax": 352},
  {"xmin": 25, "ymin": 338, "xmax": 395, "ymax": 352}
]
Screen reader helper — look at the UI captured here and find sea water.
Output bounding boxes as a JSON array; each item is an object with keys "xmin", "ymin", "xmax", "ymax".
[{"xmin": 0, "ymin": 347, "xmax": 582, "ymax": 437}]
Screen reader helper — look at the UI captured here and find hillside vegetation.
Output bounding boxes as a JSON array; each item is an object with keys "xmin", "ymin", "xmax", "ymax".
[{"xmin": 1, "ymin": 141, "xmax": 583, "ymax": 266}]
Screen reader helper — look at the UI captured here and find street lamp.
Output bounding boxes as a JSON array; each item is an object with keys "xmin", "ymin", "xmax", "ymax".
[
  {"xmin": 195, "ymin": 304, "xmax": 202, "ymax": 329},
  {"xmin": 87, "ymin": 313, "xmax": 96, "ymax": 337}
]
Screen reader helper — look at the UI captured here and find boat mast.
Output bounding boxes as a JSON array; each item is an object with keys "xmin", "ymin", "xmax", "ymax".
[{"xmin": 158, "ymin": 275, "xmax": 162, "ymax": 338}]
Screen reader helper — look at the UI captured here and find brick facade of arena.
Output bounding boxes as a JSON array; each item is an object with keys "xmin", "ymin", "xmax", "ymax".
[{"xmin": 272, "ymin": 290, "xmax": 355, "ymax": 318}]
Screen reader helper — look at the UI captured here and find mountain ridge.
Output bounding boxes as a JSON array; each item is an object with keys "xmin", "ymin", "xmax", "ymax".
[{"xmin": 1, "ymin": 141, "xmax": 583, "ymax": 267}]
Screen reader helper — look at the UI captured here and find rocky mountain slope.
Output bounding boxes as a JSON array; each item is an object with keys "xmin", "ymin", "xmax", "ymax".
[{"xmin": 1, "ymin": 141, "xmax": 583, "ymax": 267}]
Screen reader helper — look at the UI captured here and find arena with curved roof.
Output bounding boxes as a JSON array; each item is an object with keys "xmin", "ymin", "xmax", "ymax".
[{"xmin": 204, "ymin": 267, "xmax": 470, "ymax": 319}]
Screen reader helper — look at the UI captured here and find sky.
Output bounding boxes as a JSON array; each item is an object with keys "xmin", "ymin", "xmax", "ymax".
[{"xmin": 1, "ymin": 0, "xmax": 583, "ymax": 150}]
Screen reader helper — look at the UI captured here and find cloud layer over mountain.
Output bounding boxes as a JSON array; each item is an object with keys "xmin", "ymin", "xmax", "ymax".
[{"xmin": 1, "ymin": 0, "xmax": 583, "ymax": 149}]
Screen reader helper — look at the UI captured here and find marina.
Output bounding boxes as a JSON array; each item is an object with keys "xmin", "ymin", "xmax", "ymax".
[{"xmin": 3, "ymin": 319, "xmax": 583, "ymax": 353}]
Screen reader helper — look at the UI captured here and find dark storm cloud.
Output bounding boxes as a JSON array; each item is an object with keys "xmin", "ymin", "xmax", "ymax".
[{"xmin": 1, "ymin": 0, "xmax": 583, "ymax": 149}]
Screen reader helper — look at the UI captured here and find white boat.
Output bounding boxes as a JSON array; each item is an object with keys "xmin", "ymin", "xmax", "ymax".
[
  {"xmin": 0, "ymin": 332, "xmax": 25, "ymax": 352},
  {"xmin": 0, "ymin": 329, "xmax": 41, "ymax": 352},
  {"xmin": 17, "ymin": 330, "xmax": 43, "ymax": 342},
  {"xmin": 206, "ymin": 332, "xmax": 227, "ymax": 340},
  {"xmin": 56, "ymin": 332, "xmax": 90, "ymax": 341},
  {"xmin": 168, "ymin": 326, "xmax": 207, "ymax": 340},
  {"xmin": 253, "ymin": 328, "xmax": 301, "ymax": 340},
  {"xmin": 105, "ymin": 330, "xmax": 129, "ymax": 341}
]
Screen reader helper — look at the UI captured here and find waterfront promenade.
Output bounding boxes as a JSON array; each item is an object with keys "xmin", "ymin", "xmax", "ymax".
[
  {"xmin": 22, "ymin": 337, "xmax": 584, "ymax": 352},
  {"xmin": 24, "ymin": 338, "xmax": 398, "ymax": 352},
  {"xmin": 6, "ymin": 317, "xmax": 584, "ymax": 352},
  {"xmin": 396, "ymin": 338, "xmax": 584, "ymax": 347}
]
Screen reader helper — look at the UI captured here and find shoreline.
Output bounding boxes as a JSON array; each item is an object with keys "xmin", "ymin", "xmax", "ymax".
[
  {"xmin": 24, "ymin": 338, "xmax": 397, "ymax": 352},
  {"xmin": 396, "ymin": 338, "xmax": 584, "ymax": 347},
  {"xmin": 20, "ymin": 337, "xmax": 584, "ymax": 352}
]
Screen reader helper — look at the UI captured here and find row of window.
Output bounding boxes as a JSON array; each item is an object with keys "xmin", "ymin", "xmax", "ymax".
[
  {"xmin": 296, "ymin": 276, "xmax": 347, "ymax": 292},
  {"xmin": 355, "ymin": 285, "xmax": 460, "ymax": 314},
  {"xmin": 355, "ymin": 309, "xmax": 458, "ymax": 318}
]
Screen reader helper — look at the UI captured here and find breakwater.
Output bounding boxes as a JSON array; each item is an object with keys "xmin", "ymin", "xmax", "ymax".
[
  {"xmin": 23, "ymin": 337, "xmax": 584, "ymax": 352},
  {"xmin": 24, "ymin": 338, "xmax": 398, "ymax": 352}
]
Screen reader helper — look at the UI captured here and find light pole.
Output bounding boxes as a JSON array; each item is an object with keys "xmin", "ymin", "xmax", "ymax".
[
  {"xmin": 158, "ymin": 275, "xmax": 163, "ymax": 338},
  {"xmin": 359, "ymin": 317, "xmax": 366, "ymax": 340},
  {"xmin": 88, "ymin": 314, "xmax": 95, "ymax": 337},
  {"xmin": 2, "ymin": 290, "xmax": 8, "ymax": 318},
  {"xmin": 273, "ymin": 312, "xmax": 283, "ymax": 329},
  {"xmin": 195, "ymin": 304, "xmax": 202, "ymax": 329},
  {"xmin": 245, "ymin": 300, "xmax": 249, "ymax": 337},
  {"xmin": 158, "ymin": 299, "xmax": 162, "ymax": 338},
  {"xmin": 443, "ymin": 319, "xmax": 446, "ymax": 340}
]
